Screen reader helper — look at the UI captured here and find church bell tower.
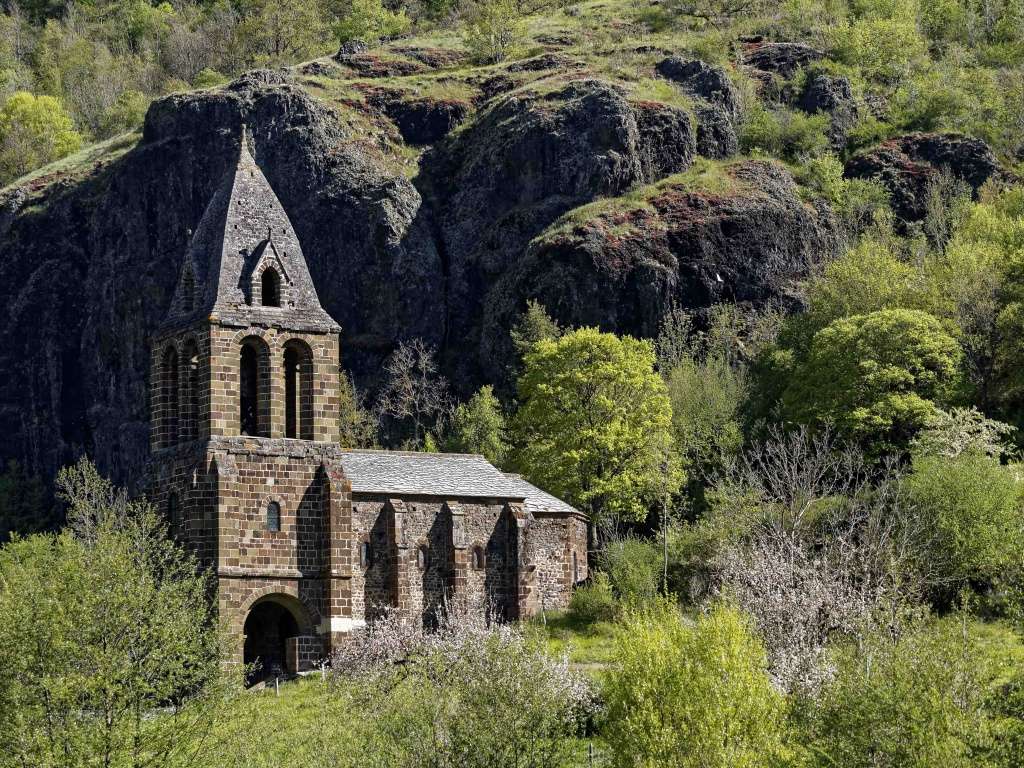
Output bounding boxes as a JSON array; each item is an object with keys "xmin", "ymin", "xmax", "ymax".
[{"xmin": 150, "ymin": 125, "xmax": 342, "ymax": 451}]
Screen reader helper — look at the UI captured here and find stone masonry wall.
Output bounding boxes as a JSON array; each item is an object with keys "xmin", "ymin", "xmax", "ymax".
[
  {"xmin": 144, "ymin": 445, "xmax": 218, "ymax": 568},
  {"xmin": 529, "ymin": 513, "xmax": 589, "ymax": 612},
  {"xmin": 207, "ymin": 323, "xmax": 340, "ymax": 442},
  {"xmin": 350, "ymin": 497, "xmax": 396, "ymax": 621},
  {"xmin": 463, "ymin": 501, "xmax": 516, "ymax": 618},
  {"xmin": 214, "ymin": 445, "xmax": 329, "ymax": 577}
]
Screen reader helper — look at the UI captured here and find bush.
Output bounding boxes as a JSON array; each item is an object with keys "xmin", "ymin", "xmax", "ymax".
[
  {"xmin": 329, "ymin": 606, "xmax": 595, "ymax": 768},
  {"xmin": 334, "ymin": 0, "xmax": 411, "ymax": 44},
  {"xmin": 603, "ymin": 602, "xmax": 795, "ymax": 768},
  {"xmin": 0, "ymin": 90, "xmax": 81, "ymax": 183},
  {"xmin": 569, "ymin": 571, "xmax": 620, "ymax": 623},
  {"xmin": 600, "ymin": 535, "xmax": 663, "ymax": 604},
  {"xmin": 462, "ymin": 0, "xmax": 528, "ymax": 64},
  {"xmin": 801, "ymin": 616, "xmax": 1015, "ymax": 767},
  {"xmin": 740, "ymin": 103, "xmax": 830, "ymax": 160},
  {"xmin": 904, "ymin": 451, "xmax": 1024, "ymax": 602}
]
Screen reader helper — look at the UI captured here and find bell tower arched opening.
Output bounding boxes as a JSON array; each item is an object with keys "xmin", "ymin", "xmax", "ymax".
[
  {"xmin": 160, "ymin": 346, "xmax": 179, "ymax": 448},
  {"xmin": 283, "ymin": 340, "xmax": 314, "ymax": 440},
  {"xmin": 239, "ymin": 337, "xmax": 270, "ymax": 437}
]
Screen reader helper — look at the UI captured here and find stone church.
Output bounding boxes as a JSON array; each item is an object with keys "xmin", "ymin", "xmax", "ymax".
[{"xmin": 145, "ymin": 127, "xmax": 588, "ymax": 679}]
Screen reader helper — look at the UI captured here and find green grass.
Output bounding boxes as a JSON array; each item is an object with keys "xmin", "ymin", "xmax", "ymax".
[
  {"xmin": 533, "ymin": 157, "xmax": 748, "ymax": 243},
  {"xmin": 528, "ymin": 611, "xmax": 620, "ymax": 670},
  {"xmin": 0, "ymin": 130, "xmax": 140, "ymax": 196}
]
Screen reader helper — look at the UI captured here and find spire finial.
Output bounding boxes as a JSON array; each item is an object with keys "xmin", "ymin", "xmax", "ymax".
[{"xmin": 239, "ymin": 123, "xmax": 255, "ymax": 164}]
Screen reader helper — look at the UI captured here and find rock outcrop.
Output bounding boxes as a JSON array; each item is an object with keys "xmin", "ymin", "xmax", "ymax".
[
  {"xmin": 0, "ymin": 73, "xmax": 839, "ymax": 489},
  {"xmin": 481, "ymin": 160, "xmax": 840, "ymax": 364},
  {"xmin": 365, "ymin": 90, "xmax": 471, "ymax": 144},
  {"xmin": 797, "ymin": 72, "xmax": 858, "ymax": 150},
  {"xmin": 656, "ymin": 56, "xmax": 739, "ymax": 158},
  {"xmin": 0, "ymin": 71, "xmax": 443, "ymax": 486},
  {"xmin": 742, "ymin": 40, "xmax": 824, "ymax": 78},
  {"xmin": 421, "ymin": 79, "xmax": 697, "ymax": 384},
  {"xmin": 844, "ymin": 132, "xmax": 1003, "ymax": 221}
]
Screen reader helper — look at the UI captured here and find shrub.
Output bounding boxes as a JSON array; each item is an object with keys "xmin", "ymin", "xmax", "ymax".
[
  {"xmin": 331, "ymin": 606, "xmax": 595, "ymax": 768},
  {"xmin": 904, "ymin": 451, "xmax": 1024, "ymax": 602},
  {"xmin": 0, "ymin": 90, "xmax": 81, "ymax": 183},
  {"xmin": 600, "ymin": 536, "xmax": 663, "ymax": 604},
  {"xmin": 334, "ymin": 0, "xmax": 410, "ymax": 44},
  {"xmin": 569, "ymin": 571, "xmax": 620, "ymax": 623},
  {"xmin": 462, "ymin": 0, "xmax": 528, "ymax": 64},
  {"xmin": 99, "ymin": 88, "xmax": 147, "ymax": 137},
  {"xmin": 829, "ymin": 4, "xmax": 928, "ymax": 83},
  {"xmin": 193, "ymin": 68, "xmax": 229, "ymax": 88},
  {"xmin": 740, "ymin": 103, "xmax": 830, "ymax": 160},
  {"xmin": 603, "ymin": 602, "xmax": 795, "ymax": 768},
  {"xmin": 801, "ymin": 616, "xmax": 1014, "ymax": 767}
]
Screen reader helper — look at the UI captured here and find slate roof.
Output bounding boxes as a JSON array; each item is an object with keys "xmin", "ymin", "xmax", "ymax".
[
  {"xmin": 338, "ymin": 450, "xmax": 526, "ymax": 498},
  {"xmin": 503, "ymin": 473, "xmax": 579, "ymax": 515},
  {"xmin": 337, "ymin": 452, "xmax": 580, "ymax": 516},
  {"xmin": 160, "ymin": 126, "xmax": 339, "ymax": 333}
]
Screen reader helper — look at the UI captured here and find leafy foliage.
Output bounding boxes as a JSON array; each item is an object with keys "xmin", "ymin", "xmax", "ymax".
[
  {"xmin": 0, "ymin": 458, "xmax": 224, "ymax": 768},
  {"xmin": 603, "ymin": 602, "xmax": 795, "ymax": 768},
  {"xmin": 0, "ymin": 90, "xmax": 80, "ymax": 180},
  {"xmin": 444, "ymin": 385, "xmax": 508, "ymax": 466},
  {"xmin": 513, "ymin": 327, "xmax": 681, "ymax": 525},
  {"xmin": 781, "ymin": 309, "xmax": 962, "ymax": 454}
]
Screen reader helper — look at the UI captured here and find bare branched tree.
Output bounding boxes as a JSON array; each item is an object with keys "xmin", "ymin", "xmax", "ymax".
[
  {"xmin": 709, "ymin": 428, "xmax": 933, "ymax": 694},
  {"xmin": 375, "ymin": 339, "xmax": 454, "ymax": 447}
]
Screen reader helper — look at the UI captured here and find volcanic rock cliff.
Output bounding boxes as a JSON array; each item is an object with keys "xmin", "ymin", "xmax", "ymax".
[{"xmin": 0, "ymin": 61, "xmax": 842, "ymax": 487}]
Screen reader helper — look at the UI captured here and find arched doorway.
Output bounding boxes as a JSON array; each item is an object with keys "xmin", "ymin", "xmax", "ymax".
[{"xmin": 242, "ymin": 595, "xmax": 307, "ymax": 685}]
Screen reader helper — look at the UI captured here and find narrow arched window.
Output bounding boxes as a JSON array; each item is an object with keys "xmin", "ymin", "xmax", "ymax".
[
  {"xmin": 417, "ymin": 546, "xmax": 428, "ymax": 571},
  {"xmin": 472, "ymin": 546, "xmax": 485, "ymax": 570},
  {"xmin": 360, "ymin": 541, "xmax": 372, "ymax": 568},
  {"xmin": 261, "ymin": 268, "xmax": 281, "ymax": 307},
  {"xmin": 167, "ymin": 492, "xmax": 180, "ymax": 532},
  {"xmin": 283, "ymin": 341, "xmax": 314, "ymax": 440},
  {"xmin": 240, "ymin": 344, "xmax": 259, "ymax": 436},
  {"xmin": 161, "ymin": 346, "xmax": 179, "ymax": 448},
  {"xmin": 572, "ymin": 551, "xmax": 579, "ymax": 583},
  {"xmin": 181, "ymin": 269, "xmax": 195, "ymax": 312},
  {"xmin": 182, "ymin": 340, "xmax": 199, "ymax": 441},
  {"xmin": 266, "ymin": 501, "xmax": 281, "ymax": 532}
]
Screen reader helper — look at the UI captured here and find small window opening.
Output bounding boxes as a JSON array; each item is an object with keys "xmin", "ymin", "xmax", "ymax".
[
  {"xmin": 266, "ymin": 501, "xmax": 281, "ymax": 532},
  {"xmin": 572, "ymin": 551, "xmax": 579, "ymax": 583},
  {"xmin": 261, "ymin": 268, "xmax": 281, "ymax": 307},
  {"xmin": 417, "ymin": 546, "xmax": 428, "ymax": 571},
  {"xmin": 181, "ymin": 269, "xmax": 195, "ymax": 312},
  {"xmin": 360, "ymin": 541, "xmax": 372, "ymax": 568},
  {"xmin": 472, "ymin": 546, "xmax": 485, "ymax": 570}
]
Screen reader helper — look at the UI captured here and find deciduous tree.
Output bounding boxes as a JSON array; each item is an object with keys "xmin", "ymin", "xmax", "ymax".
[{"xmin": 513, "ymin": 328, "xmax": 681, "ymax": 528}]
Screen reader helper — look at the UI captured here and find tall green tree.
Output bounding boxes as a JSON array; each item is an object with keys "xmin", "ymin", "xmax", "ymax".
[
  {"xmin": 0, "ymin": 90, "xmax": 81, "ymax": 183},
  {"xmin": 781, "ymin": 309, "xmax": 962, "ymax": 454},
  {"xmin": 444, "ymin": 385, "xmax": 508, "ymax": 466},
  {"xmin": 513, "ymin": 328, "xmax": 681, "ymax": 527},
  {"xmin": 0, "ymin": 458, "xmax": 224, "ymax": 768}
]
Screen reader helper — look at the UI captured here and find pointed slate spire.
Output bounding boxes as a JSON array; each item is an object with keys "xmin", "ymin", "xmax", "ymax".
[{"xmin": 161, "ymin": 124, "xmax": 339, "ymax": 333}]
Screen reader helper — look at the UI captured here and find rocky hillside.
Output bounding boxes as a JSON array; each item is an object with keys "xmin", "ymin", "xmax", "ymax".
[{"xmin": 0, "ymin": 1, "xmax": 1012, "ymax": 487}]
